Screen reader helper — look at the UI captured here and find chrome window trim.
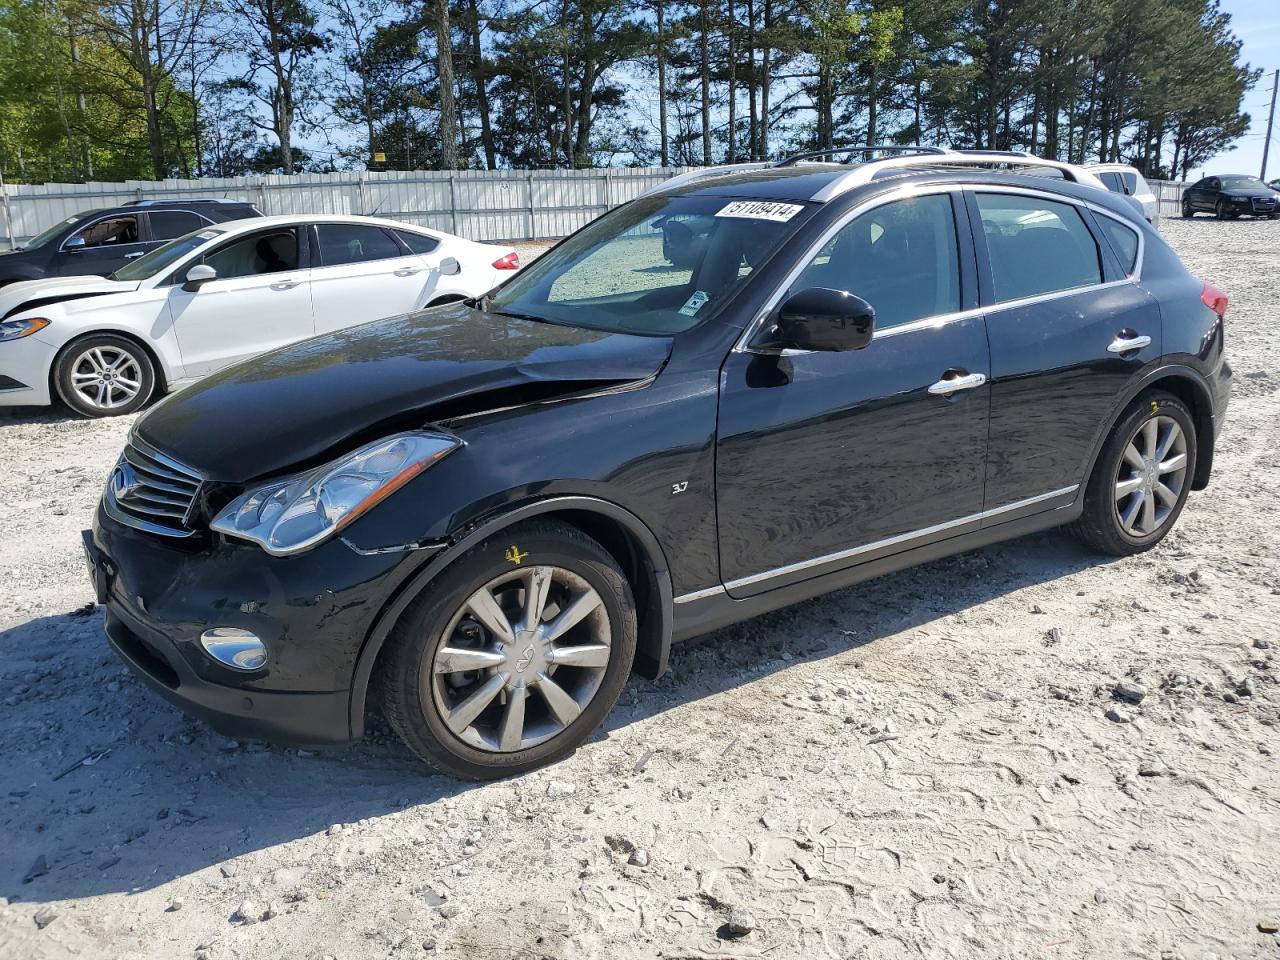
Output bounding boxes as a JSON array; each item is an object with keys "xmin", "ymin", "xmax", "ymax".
[
  {"xmin": 672, "ymin": 484, "xmax": 1079, "ymax": 603},
  {"xmin": 734, "ymin": 180, "xmax": 1147, "ymax": 355}
]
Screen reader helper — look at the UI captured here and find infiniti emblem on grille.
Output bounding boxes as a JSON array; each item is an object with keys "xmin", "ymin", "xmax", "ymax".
[{"xmin": 111, "ymin": 463, "xmax": 141, "ymax": 502}]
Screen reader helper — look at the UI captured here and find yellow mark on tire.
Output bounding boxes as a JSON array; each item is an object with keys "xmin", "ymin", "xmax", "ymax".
[
  {"xmin": 505, "ymin": 545, "xmax": 528, "ymax": 565},
  {"xmin": 1151, "ymin": 400, "xmax": 1159, "ymax": 413}
]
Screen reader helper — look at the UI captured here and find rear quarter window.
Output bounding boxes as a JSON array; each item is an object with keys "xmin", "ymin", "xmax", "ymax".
[{"xmin": 1096, "ymin": 215, "xmax": 1140, "ymax": 275}]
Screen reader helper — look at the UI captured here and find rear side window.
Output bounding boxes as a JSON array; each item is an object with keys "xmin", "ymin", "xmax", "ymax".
[
  {"xmin": 1098, "ymin": 172, "xmax": 1123, "ymax": 193},
  {"xmin": 316, "ymin": 224, "xmax": 404, "ymax": 266},
  {"xmin": 395, "ymin": 229, "xmax": 441, "ymax": 255},
  {"xmin": 1120, "ymin": 173, "xmax": 1139, "ymax": 195},
  {"xmin": 1097, "ymin": 215, "xmax": 1140, "ymax": 275},
  {"xmin": 976, "ymin": 194, "xmax": 1102, "ymax": 303},
  {"xmin": 149, "ymin": 210, "xmax": 208, "ymax": 239},
  {"xmin": 790, "ymin": 193, "xmax": 960, "ymax": 331}
]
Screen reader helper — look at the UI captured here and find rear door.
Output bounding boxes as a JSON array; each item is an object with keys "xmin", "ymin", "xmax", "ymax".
[
  {"xmin": 167, "ymin": 225, "xmax": 314, "ymax": 377},
  {"xmin": 715, "ymin": 188, "xmax": 991, "ymax": 596},
  {"xmin": 309, "ymin": 223, "xmax": 436, "ymax": 334},
  {"xmin": 969, "ymin": 189, "xmax": 1160, "ymax": 516}
]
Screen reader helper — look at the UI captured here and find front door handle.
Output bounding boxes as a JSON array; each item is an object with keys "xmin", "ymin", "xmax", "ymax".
[
  {"xmin": 270, "ymin": 280, "xmax": 301, "ymax": 290},
  {"xmin": 1107, "ymin": 334, "xmax": 1152, "ymax": 354},
  {"xmin": 928, "ymin": 371, "xmax": 987, "ymax": 396},
  {"xmin": 394, "ymin": 267, "xmax": 425, "ymax": 277},
  {"xmin": 124, "ymin": 251, "xmax": 145, "ymax": 260}
]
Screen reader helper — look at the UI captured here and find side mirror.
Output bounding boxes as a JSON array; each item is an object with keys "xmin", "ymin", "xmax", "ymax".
[
  {"xmin": 183, "ymin": 264, "xmax": 217, "ymax": 292},
  {"xmin": 64, "ymin": 237, "xmax": 86, "ymax": 252},
  {"xmin": 766, "ymin": 288, "xmax": 875, "ymax": 352},
  {"xmin": 439, "ymin": 257, "xmax": 461, "ymax": 276}
]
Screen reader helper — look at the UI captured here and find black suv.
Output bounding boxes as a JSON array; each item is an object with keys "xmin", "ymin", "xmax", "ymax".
[
  {"xmin": 0, "ymin": 198, "xmax": 261, "ymax": 286},
  {"xmin": 1181, "ymin": 175, "xmax": 1279, "ymax": 219},
  {"xmin": 85, "ymin": 150, "xmax": 1231, "ymax": 779}
]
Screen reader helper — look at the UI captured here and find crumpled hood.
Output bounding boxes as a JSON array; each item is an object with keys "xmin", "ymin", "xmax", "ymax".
[
  {"xmin": 0, "ymin": 275, "xmax": 141, "ymax": 319},
  {"xmin": 136, "ymin": 303, "xmax": 673, "ymax": 482}
]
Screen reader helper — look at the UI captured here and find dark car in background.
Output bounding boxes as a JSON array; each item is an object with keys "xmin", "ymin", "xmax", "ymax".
[
  {"xmin": 1181, "ymin": 175, "xmax": 1279, "ymax": 219},
  {"xmin": 0, "ymin": 198, "xmax": 261, "ymax": 286},
  {"xmin": 85, "ymin": 150, "xmax": 1231, "ymax": 780}
]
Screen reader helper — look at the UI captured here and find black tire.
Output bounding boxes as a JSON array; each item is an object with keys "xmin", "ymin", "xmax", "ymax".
[
  {"xmin": 1181, "ymin": 199, "xmax": 1194, "ymax": 218},
  {"xmin": 53, "ymin": 333, "xmax": 156, "ymax": 418},
  {"xmin": 377, "ymin": 520, "xmax": 637, "ymax": 779},
  {"xmin": 1215, "ymin": 200, "xmax": 1232, "ymax": 220},
  {"xmin": 1073, "ymin": 391, "xmax": 1197, "ymax": 557}
]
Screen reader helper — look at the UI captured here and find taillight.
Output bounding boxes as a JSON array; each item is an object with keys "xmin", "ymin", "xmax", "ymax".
[
  {"xmin": 492, "ymin": 251, "xmax": 520, "ymax": 271},
  {"xmin": 1200, "ymin": 281, "xmax": 1228, "ymax": 319}
]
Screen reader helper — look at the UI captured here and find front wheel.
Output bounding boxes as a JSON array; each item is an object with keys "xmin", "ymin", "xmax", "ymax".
[
  {"xmin": 1181, "ymin": 199, "xmax": 1194, "ymax": 218},
  {"xmin": 377, "ymin": 520, "xmax": 637, "ymax": 779},
  {"xmin": 1073, "ymin": 392, "xmax": 1197, "ymax": 556},
  {"xmin": 53, "ymin": 334, "xmax": 156, "ymax": 417},
  {"xmin": 1215, "ymin": 200, "xmax": 1232, "ymax": 220}
]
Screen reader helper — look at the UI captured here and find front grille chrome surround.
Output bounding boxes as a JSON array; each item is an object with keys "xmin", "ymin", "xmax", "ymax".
[{"xmin": 102, "ymin": 439, "xmax": 204, "ymax": 538}]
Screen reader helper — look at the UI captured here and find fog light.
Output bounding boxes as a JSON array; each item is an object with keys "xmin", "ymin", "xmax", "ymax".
[{"xmin": 200, "ymin": 628, "xmax": 268, "ymax": 671}]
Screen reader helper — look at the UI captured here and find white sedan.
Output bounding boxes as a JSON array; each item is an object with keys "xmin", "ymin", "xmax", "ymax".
[{"xmin": 0, "ymin": 214, "xmax": 520, "ymax": 417}]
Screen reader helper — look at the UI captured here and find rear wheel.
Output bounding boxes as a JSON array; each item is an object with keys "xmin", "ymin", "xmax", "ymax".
[
  {"xmin": 53, "ymin": 334, "xmax": 156, "ymax": 418},
  {"xmin": 377, "ymin": 520, "xmax": 637, "ymax": 779},
  {"xmin": 1074, "ymin": 392, "xmax": 1197, "ymax": 556}
]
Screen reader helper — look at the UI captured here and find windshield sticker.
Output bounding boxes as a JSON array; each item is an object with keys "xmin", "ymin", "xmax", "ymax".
[
  {"xmin": 715, "ymin": 200, "xmax": 805, "ymax": 222},
  {"xmin": 678, "ymin": 290, "xmax": 710, "ymax": 317}
]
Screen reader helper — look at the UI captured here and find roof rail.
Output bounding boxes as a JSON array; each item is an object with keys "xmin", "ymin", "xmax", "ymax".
[
  {"xmin": 810, "ymin": 150, "xmax": 1107, "ymax": 201},
  {"xmin": 636, "ymin": 161, "xmax": 771, "ymax": 200},
  {"xmin": 775, "ymin": 145, "xmax": 948, "ymax": 167},
  {"xmin": 124, "ymin": 198, "xmax": 244, "ymax": 207}
]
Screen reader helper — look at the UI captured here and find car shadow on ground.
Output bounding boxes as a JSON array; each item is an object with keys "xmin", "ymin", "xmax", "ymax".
[{"xmin": 0, "ymin": 526, "xmax": 1112, "ymax": 905}]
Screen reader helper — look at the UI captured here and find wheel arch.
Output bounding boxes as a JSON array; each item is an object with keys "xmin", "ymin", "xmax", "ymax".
[
  {"xmin": 49, "ymin": 328, "xmax": 172, "ymax": 400},
  {"xmin": 347, "ymin": 495, "xmax": 674, "ymax": 739},
  {"xmin": 1081, "ymin": 365, "xmax": 1217, "ymax": 494}
]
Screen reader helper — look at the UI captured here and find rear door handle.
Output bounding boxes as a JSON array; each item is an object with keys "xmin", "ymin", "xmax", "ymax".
[
  {"xmin": 271, "ymin": 280, "xmax": 301, "ymax": 290},
  {"xmin": 124, "ymin": 251, "xmax": 145, "ymax": 259},
  {"xmin": 928, "ymin": 371, "xmax": 987, "ymax": 395},
  {"xmin": 1107, "ymin": 334, "xmax": 1151, "ymax": 354}
]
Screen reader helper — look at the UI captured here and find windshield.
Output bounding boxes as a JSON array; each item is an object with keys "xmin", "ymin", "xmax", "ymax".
[
  {"xmin": 110, "ymin": 228, "xmax": 223, "ymax": 281},
  {"xmin": 1220, "ymin": 176, "xmax": 1268, "ymax": 191},
  {"xmin": 488, "ymin": 194, "xmax": 814, "ymax": 335},
  {"xmin": 24, "ymin": 216, "xmax": 81, "ymax": 250}
]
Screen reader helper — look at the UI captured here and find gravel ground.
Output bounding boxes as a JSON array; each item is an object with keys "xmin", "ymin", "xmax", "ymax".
[{"xmin": 1, "ymin": 219, "xmax": 1278, "ymax": 960}]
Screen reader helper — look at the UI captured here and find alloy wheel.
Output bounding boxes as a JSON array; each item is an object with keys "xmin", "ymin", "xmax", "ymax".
[
  {"xmin": 69, "ymin": 345, "xmax": 143, "ymax": 411},
  {"xmin": 1113, "ymin": 415, "xmax": 1189, "ymax": 538},
  {"xmin": 426, "ymin": 565, "xmax": 612, "ymax": 753}
]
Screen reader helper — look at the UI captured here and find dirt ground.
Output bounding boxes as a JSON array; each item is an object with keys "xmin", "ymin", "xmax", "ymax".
[{"xmin": 1, "ymin": 218, "xmax": 1277, "ymax": 960}]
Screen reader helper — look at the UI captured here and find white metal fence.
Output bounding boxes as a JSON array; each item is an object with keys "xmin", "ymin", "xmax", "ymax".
[
  {"xmin": 1149, "ymin": 179, "xmax": 1189, "ymax": 219},
  {"xmin": 0, "ymin": 167, "xmax": 1189, "ymax": 249},
  {"xmin": 0, "ymin": 167, "xmax": 695, "ymax": 248}
]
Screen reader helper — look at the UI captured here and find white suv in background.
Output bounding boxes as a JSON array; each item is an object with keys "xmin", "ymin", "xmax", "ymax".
[
  {"xmin": 1086, "ymin": 163, "xmax": 1158, "ymax": 221},
  {"xmin": 0, "ymin": 215, "xmax": 520, "ymax": 417}
]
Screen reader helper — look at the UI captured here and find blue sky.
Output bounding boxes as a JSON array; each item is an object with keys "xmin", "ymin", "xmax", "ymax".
[{"xmin": 1210, "ymin": 0, "xmax": 1280, "ymax": 180}]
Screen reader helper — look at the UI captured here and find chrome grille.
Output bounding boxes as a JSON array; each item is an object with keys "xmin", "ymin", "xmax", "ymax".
[
  {"xmin": 104, "ymin": 442, "xmax": 203, "ymax": 537},
  {"xmin": 1252, "ymin": 197, "xmax": 1276, "ymax": 211}
]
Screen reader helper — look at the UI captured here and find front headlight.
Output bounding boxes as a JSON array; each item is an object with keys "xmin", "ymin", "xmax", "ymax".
[
  {"xmin": 210, "ymin": 432, "xmax": 461, "ymax": 555},
  {"xmin": 0, "ymin": 317, "xmax": 50, "ymax": 342}
]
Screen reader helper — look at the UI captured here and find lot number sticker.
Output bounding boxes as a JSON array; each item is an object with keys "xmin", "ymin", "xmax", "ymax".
[
  {"xmin": 679, "ymin": 290, "xmax": 710, "ymax": 316},
  {"xmin": 715, "ymin": 200, "xmax": 805, "ymax": 222}
]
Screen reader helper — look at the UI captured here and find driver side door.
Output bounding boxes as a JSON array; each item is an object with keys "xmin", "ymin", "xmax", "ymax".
[
  {"xmin": 714, "ymin": 189, "xmax": 991, "ymax": 597},
  {"xmin": 167, "ymin": 226, "xmax": 314, "ymax": 378}
]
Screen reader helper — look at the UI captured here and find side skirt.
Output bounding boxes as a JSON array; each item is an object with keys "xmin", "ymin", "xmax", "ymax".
[{"xmin": 670, "ymin": 500, "xmax": 1083, "ymax": 642}]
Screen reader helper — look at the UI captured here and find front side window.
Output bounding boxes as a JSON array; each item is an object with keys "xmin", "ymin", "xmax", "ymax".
[
  {"xmin": 489, "ymin": 194, "xmax": 814, "ymax": 335},
  {"xmin": 204, "ymin": 229, "xmax": 299, "ymax": 280},
  {"xmin": 1098, "ymin": 172, "xmax": 1123, "ymax": 193},
  {"xmin": 789, "ymin": 193, "xmax": 960, "ymax": 331},
  {"xmin": 72, "ymin": 216, "xmax": 139, "ymax": 248},
  {"xmin": 149, "ymin": 210, "xmax": 208, "ymax": 239},
  {"xmin": 111, "ymin": 229, "xmax": 223, "ymax": 282},
  {"xmin": 316, "ymin": 224, "xmax": 404, "ymax": 266},
  {"xmin": 976, "ymin": 193, "xmax": 1102, "ymax": 303}
]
